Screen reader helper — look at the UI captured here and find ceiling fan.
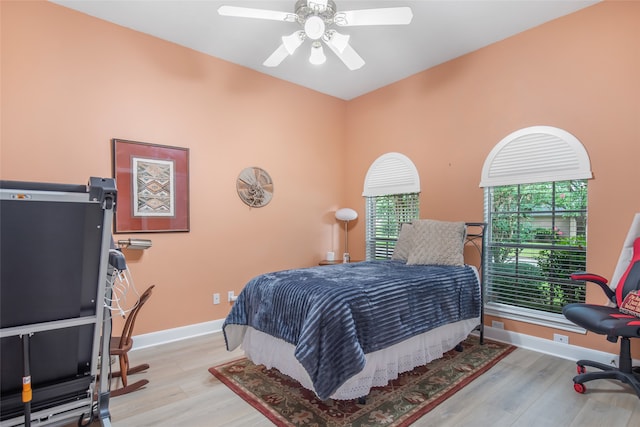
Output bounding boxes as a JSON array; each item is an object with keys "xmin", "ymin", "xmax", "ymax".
[{"xmin": 218, "ymin": 0, "xmax": 413, "ymax": 70}]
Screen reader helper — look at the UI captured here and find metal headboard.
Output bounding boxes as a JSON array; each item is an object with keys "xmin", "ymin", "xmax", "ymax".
[{"xmin": 464, "ymin": 222, "xmax": 487, "ymax": 344}]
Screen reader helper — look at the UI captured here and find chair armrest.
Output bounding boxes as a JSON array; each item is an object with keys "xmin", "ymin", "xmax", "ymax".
[{"xmin": 570, "ymin": 271, "xmax": 617, "ymax": 304}]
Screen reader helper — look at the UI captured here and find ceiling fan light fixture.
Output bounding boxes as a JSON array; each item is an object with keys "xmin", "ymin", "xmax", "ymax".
[
  {"xmin": 304, "ymin": 15, "xmax": 325, "ymax": 40},
  {"xmin": 308, "ymin": 0, "xmax": 329, "ymax": 13},
  {"xmin": 295, "ymin": 0, "xmax": 336, "ymax": 22},
  {"xmin": 309, "ymin": 42, "xmax": 326, "ymax": 65},
  {"xmin": 219, "ymin": 0, "xmax": 412, "ymax": 71}
]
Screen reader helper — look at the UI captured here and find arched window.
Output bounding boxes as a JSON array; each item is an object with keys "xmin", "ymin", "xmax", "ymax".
[
  {"xmin": 363, "ymin": 153, "xmax": 420, "ymax": 260},
  {"xmin": 480, "ymin": 126, "xmax": 592, "ymax": 331}
]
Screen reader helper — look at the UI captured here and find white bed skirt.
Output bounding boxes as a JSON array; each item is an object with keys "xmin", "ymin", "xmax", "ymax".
[{"xmin": 239, "ymin": 317, "xmax": 480, "ymax": 400}]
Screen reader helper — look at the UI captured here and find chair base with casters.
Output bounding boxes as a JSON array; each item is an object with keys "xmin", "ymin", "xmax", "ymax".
[
  {"xmin": 569, "ymin": 335, "xmax": 640, "ymax": 397},
  {"xmin": 563, "ymin": 236, "xmax": 640, "ymax": 399}
]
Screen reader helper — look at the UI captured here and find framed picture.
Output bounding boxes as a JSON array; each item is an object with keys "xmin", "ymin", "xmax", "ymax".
[{"xmin": 112, "ymin": 139, "xmax": 189, "ymax": 233}]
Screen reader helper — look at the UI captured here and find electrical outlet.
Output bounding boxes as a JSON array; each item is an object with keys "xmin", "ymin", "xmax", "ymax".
[
  {"xmin": 492, "ymin": 320, "xmax": 504, "ymax": 329},
  {"xmin": 228, "ymin": 291, "xmax": 236, "ymax": 302},
  {"xmin": 553, "ymin": 333, "xmax": 569, "ymax": 344},
  {"xmin": 213, "ymin": 293, "xmax": 220, "ymax": 305}
]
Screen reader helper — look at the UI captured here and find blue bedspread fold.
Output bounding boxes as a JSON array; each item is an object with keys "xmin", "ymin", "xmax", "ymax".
[{"xmin": 223, "ymin": 260, "xmax": 480, "ymax": 400}]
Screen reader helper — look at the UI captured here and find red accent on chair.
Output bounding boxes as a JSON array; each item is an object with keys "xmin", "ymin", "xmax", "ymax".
[
  {"xmin": 616, "ymin": 238, "xmax": 640, "ymax": 306},
  {"xmin": 570, "ymin": 273, "xmax": 608, "ymax": 284},
  {"xmin": 610, "ymin": 313, "xmax": 636, "ymax": 319}
]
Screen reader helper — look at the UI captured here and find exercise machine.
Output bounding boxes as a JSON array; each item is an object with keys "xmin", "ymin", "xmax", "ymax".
[{"xmin": 1, "ymin": 178, "xmax": 117, "ymax": 427}]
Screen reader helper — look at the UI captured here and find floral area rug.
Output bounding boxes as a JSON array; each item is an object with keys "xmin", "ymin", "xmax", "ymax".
[{"xmin": 208, "ymin": 336, "xmax": 515, "ymax": 427}]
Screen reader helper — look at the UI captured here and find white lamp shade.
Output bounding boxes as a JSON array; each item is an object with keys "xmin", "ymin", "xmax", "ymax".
[
  {"xmin": 335, "ymin": 208, "xmax": 358, "ymax": 221},
  {"xmin": 309, "ymin": 43, "xmax": 326, "ymax": 65}
]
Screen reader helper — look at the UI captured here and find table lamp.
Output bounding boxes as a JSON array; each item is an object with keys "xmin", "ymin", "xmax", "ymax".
[{"xmin": 335, "ymin": 208, "xmax": 358, "ymax": 263}]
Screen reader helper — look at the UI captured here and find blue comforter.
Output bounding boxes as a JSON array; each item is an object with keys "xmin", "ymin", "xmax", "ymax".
[{"xmin": 223, "ymin": 260, "xmax": 480, "ymax": 400}]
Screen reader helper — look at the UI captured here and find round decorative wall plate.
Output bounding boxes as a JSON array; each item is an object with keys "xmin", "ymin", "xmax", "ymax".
[{"xmin": 236, "ymin": 167, "xmax": 274, "ymax": 208}]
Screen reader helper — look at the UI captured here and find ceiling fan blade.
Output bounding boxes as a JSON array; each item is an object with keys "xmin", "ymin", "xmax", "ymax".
[
  {"xmin": 282, "ymin": 31, "xmax": 305, "ymax": 55},
  {"xmin": 325, "ymin": 30, "xmax": 350, "ymax": 54},
  {"xmin": 218, "ymin": 5, "xmax": 294, "ymax": 22},
  {"xmin": 264, "ymin": 31, "xmax": 305, "ymax": 67},
  {"xmin": 324, "ymin": 40, "xmax": 365, "ymax": 71},
  {"xmin": 335, "ymin": 7, "xmax": 413, "ymax": 26},
  {"xmin": 263, "ymin": 44, "xmax": 290, "ymax": 67}
]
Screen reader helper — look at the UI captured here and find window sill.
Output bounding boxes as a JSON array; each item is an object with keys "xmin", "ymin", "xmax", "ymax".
[{"xmin": 485, "ymin": 302, "xmax": 587, "ymax": 334}]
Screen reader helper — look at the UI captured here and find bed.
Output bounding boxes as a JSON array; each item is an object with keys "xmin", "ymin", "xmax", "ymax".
[{"xmin": 223, "ymin": 220, "xmax": 485, "ymax": 400}]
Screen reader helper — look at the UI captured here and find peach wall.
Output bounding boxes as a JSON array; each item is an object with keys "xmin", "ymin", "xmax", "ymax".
[
  {"xmin": 345, "ymin": 1, "xmax": 640, "ymax": 354},
  {"xmin": 3, "ymin": 1, "xmax": 640, "ymax": 357},
  {"xmin": 1, "ymin": 1, "xmax": 347, "ymax": 335}
]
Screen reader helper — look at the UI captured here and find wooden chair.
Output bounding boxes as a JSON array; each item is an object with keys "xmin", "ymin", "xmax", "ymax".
[{"xmin": 109, "ymin": 285, "xmax": 155, "ymax": 397}]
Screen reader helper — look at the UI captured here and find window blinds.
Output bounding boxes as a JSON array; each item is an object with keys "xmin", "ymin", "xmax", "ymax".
[
  {"xmin": 363, "ymin": 152, "xmax": 420, "ymax": 197},
  {"xmin": 363, "ymin": 152, "xmax": 421, "ymax": 260},
  {"xmin": 480, "ymin": 126, "xmax": 592, "ymax": 187},
  {"xmin": 365, "ymin": 193, "xmax": 420, "ymax": 259},
  {"xmin": 484, "ymin": 181, "xmax": 588, "ymax": 314}
]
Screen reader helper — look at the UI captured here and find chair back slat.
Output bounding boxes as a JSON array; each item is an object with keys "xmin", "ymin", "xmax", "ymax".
[{"xmin": 118, "ymin": 285, "xmax": 155, "ymax": 349}]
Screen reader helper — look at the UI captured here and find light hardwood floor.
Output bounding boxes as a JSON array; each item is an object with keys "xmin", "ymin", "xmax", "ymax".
[{"xmin": 85, "ymin": 333, "xmax": 639, "ymax": 426}]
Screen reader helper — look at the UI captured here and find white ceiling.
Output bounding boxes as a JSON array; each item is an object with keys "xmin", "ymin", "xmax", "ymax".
[{"xmin": 51, "ymin": 0, "xmax": 599, "ymax": 100}]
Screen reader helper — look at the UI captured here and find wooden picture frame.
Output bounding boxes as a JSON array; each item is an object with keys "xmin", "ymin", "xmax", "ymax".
[{"xmin": 112, "ymin": 139, "xmax": 189, "ymax": 233}]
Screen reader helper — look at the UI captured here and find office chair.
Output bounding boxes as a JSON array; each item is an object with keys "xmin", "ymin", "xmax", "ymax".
[
  {"xmin": 109, "ymin": 284, "xmax": 155, "ymax": 397},
  {"xmin": 562, "ymin": 237, "xmax": 640, "ymax": 398}
]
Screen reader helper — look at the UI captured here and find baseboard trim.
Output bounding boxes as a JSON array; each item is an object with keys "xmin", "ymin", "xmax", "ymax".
[
  {"xmin": 132, "ymin": 319, "xmax": 224, "ymax": 350},
  {"xmin": 481, "ymin": 326, "xmax": 639, "ymax": 367},
  {"xmin": 132, "ymin": 321, "xmax": 637, "ymax": 367}
]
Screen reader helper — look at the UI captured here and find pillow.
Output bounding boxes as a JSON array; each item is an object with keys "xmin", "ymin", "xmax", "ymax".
[
  {"xmin": 406, "ymin": 219, "xmax": 466, "ymax": 266},
  {"xmin": 620, "ymin": 290, "xmax": 640, "ymax": 318},
  {"xmin": 391, "ymin": 223, "xmax": 415, "ymax": 261}
]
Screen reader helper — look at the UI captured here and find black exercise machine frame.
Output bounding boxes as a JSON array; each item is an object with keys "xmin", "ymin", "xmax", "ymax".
[{"xmin": 0, "ymin": 178, "xmax": 117, "ymax": 427}]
